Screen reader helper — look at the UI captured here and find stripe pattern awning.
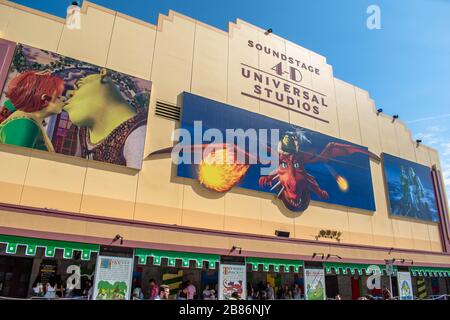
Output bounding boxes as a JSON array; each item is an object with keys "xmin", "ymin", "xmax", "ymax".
[
  {"xmin": 246, "ymin": 257, "xmax": 304, "ymax": 272},
  {"xmin": 0, "ymin": 234, "xmax": 99, "ymax": 260},
  {"xmin": 135, "ymin": 248, "xmax": 220, "ymax": 269},
  {"xmin": 324, "ymin": 262, "xmax": 397, "ymax": 275},
  {"xmin": 411, "ymin": 267, "xmax": 450, "ymax": 277}
]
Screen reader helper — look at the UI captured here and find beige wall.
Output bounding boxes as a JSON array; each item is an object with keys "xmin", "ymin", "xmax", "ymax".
[{"xmin": 0, "ymin": 0, "xmax": 448, "ymax": 254}]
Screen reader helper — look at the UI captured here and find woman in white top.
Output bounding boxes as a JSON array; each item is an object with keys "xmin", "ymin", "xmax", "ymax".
[{"xmin": 44, "ymin": 279, "xmax": 57, "ymax": 299}]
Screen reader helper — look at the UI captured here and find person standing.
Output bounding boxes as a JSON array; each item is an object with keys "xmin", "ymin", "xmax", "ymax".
[
  {"xmin": 266, "ymin": 282, "xmax": 275, "ymax": 300},
  {"xmin": 293, "ymin": 284, "xmax": 302, "ymax": 300},
  {"xmin": 202, "ymin": 284, "xmax": 214, "ymax": 300},
  {"xmin": 44, "ymin": 278, "xmax": 57, "ymax": 299},
  {"xmin": 131, "ymin": 278, "xmax": 144, "ymax": 300},
  {"xmin": 186, "ymin": 280, "xmax": 197, "ymax": 300},
  {"xmin": 31, "ymin": 276, "xmax": 44, "ymax": 297},
  {"xmin": 148, "ymin": 279, "xmax": 158, "ymax": 300},
  {"xmin": 177, "ymin": 282, "xmax": 188, "ymax": 300},
  {"xmin": 154, "ymin": 285, "xmax": 170, "ymax": 300}
]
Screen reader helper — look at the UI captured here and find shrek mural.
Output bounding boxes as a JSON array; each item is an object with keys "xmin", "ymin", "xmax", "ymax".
[{"xmin": 0, "ymin": 44, "xmax": 151, "ymax": 169}]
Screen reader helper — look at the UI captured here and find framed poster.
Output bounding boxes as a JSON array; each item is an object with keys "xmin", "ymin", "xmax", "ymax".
[
  {"xmin": 173, "ymin": 92, "xmax": 377, "ymax": 214},
  {"xmin": 304, "ymin": 268, "xmax": 326, "ymax": 300},
  {"xmin": 0, "ymin": 43, "xmax": 151, "ymax": 169},
  {"xmin": 397, "ymin": 271, "xmax": 413, "ymax": 300},
  {"xmin": 218, "ymin": 264, "xmax": 246, "ymax": 300},
  {"xmin": 92, "ymin": 256, "xmax": 134, "ymax": 300},
  {"xmin": 382, "ymin": 153, "xmax": 438, "ymax": 222}
]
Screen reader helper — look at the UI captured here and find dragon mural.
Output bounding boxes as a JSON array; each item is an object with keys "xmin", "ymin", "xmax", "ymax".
[
  {"xmin": 150, "ymin": 129, "xmax": 380, "ymax": 213},
  {"xmin": 258, "ymin": 131, "xmax": 380, "ymax": 212}
]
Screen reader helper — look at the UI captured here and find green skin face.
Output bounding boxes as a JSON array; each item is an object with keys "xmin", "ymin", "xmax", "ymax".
[{"xmin": 63, "ymin": 73, "xmax": 136, "ymax": 144}]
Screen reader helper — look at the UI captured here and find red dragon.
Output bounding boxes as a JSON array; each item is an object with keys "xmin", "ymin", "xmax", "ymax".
[{"xmin": 258, "ymin": 131, "xmax": 380, "ymax": 212}]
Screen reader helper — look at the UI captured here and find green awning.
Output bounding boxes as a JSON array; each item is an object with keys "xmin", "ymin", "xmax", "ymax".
[
  {"xmin": 0, "ymin": 234, "xmax": 99, "ymax": 260},
  {"xmin": 246, "ymin": 257, "xmax": 304, "ymax": 273},
  {"xmin": 135, "ymin": 248, "xmax": 219, "ymax": 269},
  {"xmin": 324, "ymin": 262, "xmax": 398, "ymax": 275},
  {"xmin": 410, "ymin": 266, "xmax": 450, "ymax": 277}
]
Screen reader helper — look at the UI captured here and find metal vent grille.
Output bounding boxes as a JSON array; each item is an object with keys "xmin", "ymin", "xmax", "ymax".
[{"xmin": 154, "ymin": 100, "xmax": 181, "ymax": 121}]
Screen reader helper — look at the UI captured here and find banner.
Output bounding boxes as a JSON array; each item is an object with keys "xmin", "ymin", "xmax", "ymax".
[
  {"xmin": 397, "ymin": 271, "xmax": 413, "ymax": 300},
  {"xmin": 0, "ymin": 43, "xmax": 151, "ymax": 170},
  {"xmin": 383, "ymin": 153, "xmax": 438, "ymax": 222},
  {"xmin": 304, "ymin": 268, "xmax": 326, "ymax": 300},
  {"xmin": 174, "ymin": 92, "xmax": 377, "ymax": 214},
  {"xmin": 93, "ymin": 256, "xmax": 134, "ymax": 300},
  {"xmin": 218, "ymin": 264, "xmax": 246, "ymax": 300}
]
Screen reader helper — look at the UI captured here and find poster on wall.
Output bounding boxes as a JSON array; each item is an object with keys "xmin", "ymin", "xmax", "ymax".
[
  {"xmin": 218, "ymin": 264, "xmax": 246, "ymax": 300},
  {"xmin": 151, "ymin": 92, "xmax": 379, "ymax": 214},
  {"xmin": 397, "ymin": 271, "xmax": 413, "ymax": 300},
  {"xmin": 382, "ymin": 153, "xmax": 438, "ymax": 222},
  {"xmin": 0, "ymin": 43, "xmax": 151, "ymax": 169},
  {"xmin": 92, "ymin": 256, "xmax": 134, "ymax": 300},
  {"xmin": 304, "ymin": 268, "xmax": 326, "ymax": 300}
]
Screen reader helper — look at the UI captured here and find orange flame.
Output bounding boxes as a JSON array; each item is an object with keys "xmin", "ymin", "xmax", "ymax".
[
  {"xmin": 336, "ymin": 175, "xmax": 349, "ymax": 192},
  {"xmin": 198, "ymin": 147, "xmax": 249, "ymax": 192}
]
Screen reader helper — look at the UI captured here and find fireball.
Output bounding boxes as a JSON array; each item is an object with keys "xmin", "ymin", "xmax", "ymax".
[
  {"xmin": 198, "ymin": 147, "xmax": 249, "ymax": 192},
  {"xmin": 336, "ymin": 175, "xmax": 349, "ymax": 192}
]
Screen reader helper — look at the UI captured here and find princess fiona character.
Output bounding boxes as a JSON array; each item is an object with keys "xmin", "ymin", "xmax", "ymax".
[{"xmin": 0, "ymin": 71, "xmax": 65, "ymax": 151}]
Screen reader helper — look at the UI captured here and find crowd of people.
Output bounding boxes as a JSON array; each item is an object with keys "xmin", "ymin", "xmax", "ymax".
[
  {"xmin": 30, "ymin": 275, "xmax": 396, "ymax": 300},
  {"xmin": 247, "ymin": 282, "xmax": 303, "ymax": 300},
  {"xmin": 31, "ymin": 276, "xmax": 93, "ymax": 299},
  {"xmin": 131, "ymin": 278, "xmax": 203, "ymax": 300}
]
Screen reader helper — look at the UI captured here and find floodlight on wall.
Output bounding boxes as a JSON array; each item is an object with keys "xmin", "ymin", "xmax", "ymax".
[
  {"xmin": 401, "ymin": 259, "xmax": 414, "ymax": 265},
  {"xmin": 376, "ymin": 108, "xmax": 383, "ymax": 116},
  {"xmin": 265, "ymin": 28, "xmax": 273, "ymax": 35},
  {"xmin": 111, "ymin": 234, "xmax": 123, "ymax": 245},
  {"xmin": 312, "ymin": 252, "xmax": 325, "ymax": 260},
  {"xmin": 229, "ymin": 246, "xmax": 242, "ymax": 255},
  {"xmin": 416, "ymin": 139, "xmax": 422, "ymax": 147},
  {"xmin": 66, "ymin": 1, "xmax": 81, "ymax": 30},
  {"xmin": 326, "ymin": 254, "xmax": 342, "ymax": 260},
  {"xmin": 392, "ymin": 115, "xmax": 399, "ymax": 123}
]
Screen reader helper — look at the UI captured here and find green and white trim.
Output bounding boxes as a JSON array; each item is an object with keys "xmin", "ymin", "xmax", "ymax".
[
  {"xmin": 246, "ymin": 257, "xmax": 304, "ymax": 273},
  {"xmin": 135, "ymin": 248, "xmax": 220, "ymax": 269},
  {"xmin": 0, "ymin": 234, "xmax": 99, "ymax": 260},
  {"xmin": 324, "ymin": 262, "xmax": 398, "ymax": 275},
  {"xmin": 410, "ymin": 266, "xmax": 450, "ymax": 277}
]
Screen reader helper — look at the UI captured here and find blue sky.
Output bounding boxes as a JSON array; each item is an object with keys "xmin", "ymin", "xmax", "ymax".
[{"xmin": 12, "ymin": 0, "xmax": 450, "ymax": 199}]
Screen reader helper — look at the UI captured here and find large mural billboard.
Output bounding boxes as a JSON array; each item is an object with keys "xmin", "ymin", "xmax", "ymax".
[
  {"xmin": 382, "ymin": 153, "xmax": 438, "ymax": 222},
  {"xmin": 0, "ymin": 43, "xmax": 151, "ymax": 170},
  {"xmin": 153, "ymin": 92, "xmax": 378, "ymax": 214}
]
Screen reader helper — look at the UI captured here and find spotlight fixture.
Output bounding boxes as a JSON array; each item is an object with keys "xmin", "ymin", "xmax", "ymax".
[
  {"xmin": 326, "ymin": 254, "xmax": 342, "ymax": 260},
  {"xmin": 110, "ymin": 234, "xmax": 124, "ymax": 245},
  {"xmin": 265, "ymin": 28, "xmax": 273, "ymax": 35},
  {"xmin": 275, "ymin": 230, "xmax": 290, "ymax": 238},
  {"xmin": 400, "ymin": 259, "xmax": 414, "ymax": 265},
  {"xmin": 66, "ymin": 1, "xmax": 81, "ymax": 30},
  {"xmin": 312, "ymin": 252, "xmax": 325, "ymax": 260},
  {"xmin": 416, "ymin": 139, "xmax": 422, "ymax": 147},
  {"xmin": 392, "ymin": 115, "xmax": 399, "ymax": 123},
  {"xmin": 229, "ymin": 246, "xmax": 242, "ymax": 255},
  {"xmin": 376, "ymin": 108, "xmax": 383, "ymax": 115}
]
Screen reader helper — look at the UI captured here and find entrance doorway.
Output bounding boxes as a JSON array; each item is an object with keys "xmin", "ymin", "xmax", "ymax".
[
  {"xmin": 0, "ymin": 256, "xmax": 33, "ymax": 298},
  {"xmin": 325, "ymin": 275, "xmax": 339, "ymax": 299}
]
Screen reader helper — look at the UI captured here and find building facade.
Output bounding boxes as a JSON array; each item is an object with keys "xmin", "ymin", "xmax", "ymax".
[{"xmin": 0, "ymin": 1, "xmax": 449, "ymax": 299}]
